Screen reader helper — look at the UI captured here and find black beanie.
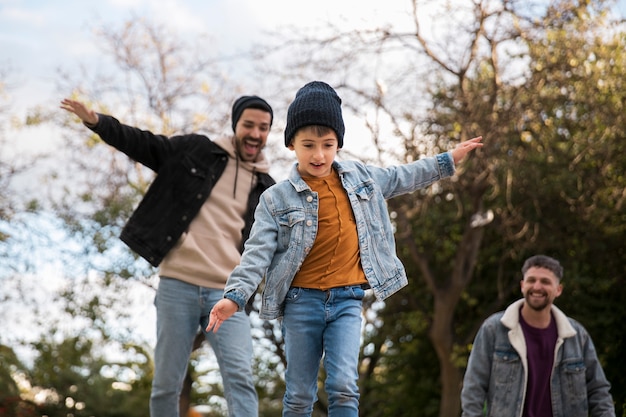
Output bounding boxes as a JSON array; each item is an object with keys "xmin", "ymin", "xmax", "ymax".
[
  {"xmin": 231, "ymin": 95, "xmax": 273, "ymax": 132},
  {"xmin": 284, "ymin": 81, "xmax": 345, "ymax": 148}
]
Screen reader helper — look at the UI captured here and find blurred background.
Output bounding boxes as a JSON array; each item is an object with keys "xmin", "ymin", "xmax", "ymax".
[{"xmin": 1, "ymin": 0, "xmax": 625, "ymax": 416}]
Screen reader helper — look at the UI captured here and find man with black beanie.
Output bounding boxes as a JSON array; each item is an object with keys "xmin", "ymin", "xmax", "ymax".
[{"xmin": 60, "ymin": 94, "xmax": 274, "ymax": 417}]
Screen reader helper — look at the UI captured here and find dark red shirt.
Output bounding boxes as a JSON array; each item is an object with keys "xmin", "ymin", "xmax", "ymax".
[{"xmin": 520, "ymin": 310, "xmax": 558, "ymax": 417}]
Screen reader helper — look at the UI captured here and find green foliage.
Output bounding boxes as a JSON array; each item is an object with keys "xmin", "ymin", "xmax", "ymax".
[
  {"xmin": 360, "ymin": 307, "xmax": 441, "ymax": 417},
  {"xmin": 28, "ymin": 335, "xmax": 152, "ymax": 417},
  {"xmin": 357, "ymin": 1, "xmax": 625, "ymax": 416},
  {"xmin": 0, "ymin": 345, "xmax": 24, "ymax": 399},
  {"xmin": 0, "ymin": 346, "xmax": 41, "ymax": 416}
]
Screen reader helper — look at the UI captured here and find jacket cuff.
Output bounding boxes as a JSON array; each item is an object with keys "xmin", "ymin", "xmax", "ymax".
[
  {"xmin": 437, "ymin": 152, "xmax": 456, "ymax": 178},
  {"xmin": 224, "ymin": 290, "xmax": 247, "ymax": 312},
  {"xmin": 83, "ymin": 113, "xmax": 102, "ymax": 130}
]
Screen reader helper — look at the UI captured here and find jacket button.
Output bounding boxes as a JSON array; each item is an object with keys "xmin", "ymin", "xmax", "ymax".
[
  {"xmin": 166, "ymin": 236, "xmax": 172, "ymax": 241},
  {"xmin": 306, "ymin": 220, "xmax": 313, "ymax": 226},
  {"xmin": 190, "ymin": 168, "xmax": 197, "ymax": 174},
  {"xmin": 197, "ymin": 194, "xmax": 203, "ymax": 199},
  {"xmin": 306, "ymin": 196, "xmax": 313, "ymax": 202},
  {"xmin": 182, "ymin": 215, "xmax": 188, "ymax": 221}
]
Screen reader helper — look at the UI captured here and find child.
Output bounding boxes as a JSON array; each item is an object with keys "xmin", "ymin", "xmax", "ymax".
[{"xmin": 207, "ymin": 81, "xmax": 482, "ymax": 416}]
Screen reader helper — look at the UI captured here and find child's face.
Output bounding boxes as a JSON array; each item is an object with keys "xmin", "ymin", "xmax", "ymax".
[{"xmin": 288, "ymin": 127, "xmax": 339, "ymax": 178}]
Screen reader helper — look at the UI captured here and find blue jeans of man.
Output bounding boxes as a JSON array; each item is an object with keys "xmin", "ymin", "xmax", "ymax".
[
  {"xmin": 281, "ymin": 286, "xmax": 364, "ymax": 417},
  {"xmin": 150, "ymin": 277, "xmax": 258, "ymax": 417}
]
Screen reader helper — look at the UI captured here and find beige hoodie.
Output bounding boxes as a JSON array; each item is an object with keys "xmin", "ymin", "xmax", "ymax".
[{"xmin": 159, "ymin": 136, "xmax": 270, "ymax": 288}]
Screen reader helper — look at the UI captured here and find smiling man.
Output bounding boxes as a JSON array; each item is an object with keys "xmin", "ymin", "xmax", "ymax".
[
  {"xmin": 60, "ymin": 95, "xmax": 275, "ymax": 417},
  {"xmin": 461, "ymin": 254, "xmax": 616, "ymax": 417}
]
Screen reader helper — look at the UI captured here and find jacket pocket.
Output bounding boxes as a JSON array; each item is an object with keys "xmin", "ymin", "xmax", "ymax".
[
  {"xmin": 276, "ymin": 209, "xmax": 306, "ymax": 249},
  {"xmin": 171, "ymin": 155, "xmax": 209, "ymax": 201},
  {"xmin": 490, "ymin": 348, "xmax": 522, "ymax": 412},
  {"xmin": 561, "ymin": 358, "xmax": 588, "ymax": 409}
]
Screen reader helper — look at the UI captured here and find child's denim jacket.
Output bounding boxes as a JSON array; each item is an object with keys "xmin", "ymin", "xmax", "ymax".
[{"xmin": 224, "ymin": 153, "xmax": 455, "ymax": 320}]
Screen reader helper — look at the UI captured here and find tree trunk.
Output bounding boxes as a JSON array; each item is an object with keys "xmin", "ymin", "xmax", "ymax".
[{"xmin": 430, "ymin": 294, "xmax": 462, "ymax": 417}]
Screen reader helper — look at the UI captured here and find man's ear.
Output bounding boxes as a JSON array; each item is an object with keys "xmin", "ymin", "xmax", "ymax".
[{"xmin": 555, "ymin": 283, "xmax": 563, "ymax": 298}]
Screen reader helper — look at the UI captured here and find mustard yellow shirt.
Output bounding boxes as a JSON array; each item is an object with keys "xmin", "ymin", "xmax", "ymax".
[{"xmin": 291, "ymin": 169, "xmax": 367, "ymax": 289}]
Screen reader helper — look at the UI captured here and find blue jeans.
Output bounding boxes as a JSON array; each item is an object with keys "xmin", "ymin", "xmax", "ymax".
[
  {"xmin": 281, "ymin": 286, "xmax": 364, "ymax": 417},
  {"xmin": 150, "ymin": 277, "xmax": 258, "ymax": 417}
]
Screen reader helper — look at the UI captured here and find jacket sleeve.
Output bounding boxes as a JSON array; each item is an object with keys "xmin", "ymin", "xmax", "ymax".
[
  {"xmin": 461, "ymin": 321, "xmax": 492, "ymax": 417},
  {"xmin": 89, "ymin": 114, "xmax": 176, "ymax": 172},
  {"xmin": 223, "ymin": 192, "xmax": 278, "ymax": 310},
  {"xmin": 366, "ymin": 151, "xmax": 456, "ymax": 199},
  {"xmin": 581, "ymin": 328, "xmax": 617, "ymax": 417}
]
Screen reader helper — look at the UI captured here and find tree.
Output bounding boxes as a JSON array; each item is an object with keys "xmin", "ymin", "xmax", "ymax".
[
  {"xmin": 509, "ymin": 3, "xmax": 626, "ymax": 411},
  {"xmin": 0, "ymin": 345, "xmax": 41, "ymax": 417},
  {"xmin": 28, "ymin": 334, "xmax": 152, "ymax": 417},
  {"xmin": 256, "ymin": 0, "xmax": 625, "ymax": 415}
]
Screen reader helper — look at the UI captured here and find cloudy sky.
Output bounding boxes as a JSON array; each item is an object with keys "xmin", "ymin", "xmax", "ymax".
[
  {"xmin": 1, "ymin": 0, "xmax": 412, "ymax": 112},
  {"xmin": 2, "ymin": 0, "xmax": 624, "ymax": 143},
  {"xmin": 1, "ymin": 0, "xmax": 422, "ymax": 170}
]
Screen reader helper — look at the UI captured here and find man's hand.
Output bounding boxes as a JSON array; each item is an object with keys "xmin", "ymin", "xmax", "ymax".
[
  {"xmin": 60, "ymin": 98, "xmax": 99, "ymax": 126},
  {"xmin": 206, "ymin": 298, "xmax": 239, "ymax": 333},
  {"xmin": 451, "ymin": 136, "xmax": 483, "ymax": 164}
]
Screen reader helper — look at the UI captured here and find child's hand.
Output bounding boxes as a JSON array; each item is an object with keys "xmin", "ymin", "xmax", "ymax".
[
  {"xmin": 206, "ymin": 298, "xmax": 239, "ymax": 333},
  {"xmin": 452, "ymin": 136, "xmax": 483, "ymax": 164}
]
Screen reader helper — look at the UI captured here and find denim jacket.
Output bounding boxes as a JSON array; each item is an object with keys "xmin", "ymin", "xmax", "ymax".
[
  {"xmin": 461, "ymin": 299, "xmax": 615, "ymax": 417},
  {"xmin": 89, "ymin": 114, "xmax": 275, "ymax": 266},
  {"xmin": 224, "ymin": 153, "xmax": 455, "ymax": 320}
]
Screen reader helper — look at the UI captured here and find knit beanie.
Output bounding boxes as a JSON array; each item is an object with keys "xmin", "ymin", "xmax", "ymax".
[
  {"xmin": 231, "ymin": 95, "xmax": 273, "ymax": 132},
  {"xmin": 284, "ymin": 81, "xmax": 345, "ymax": 148}
]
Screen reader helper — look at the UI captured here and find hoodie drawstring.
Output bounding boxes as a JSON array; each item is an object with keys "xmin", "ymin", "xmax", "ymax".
[{"xmin": 233, "ymin": 156, "xmax": 239, "ymax": 198}]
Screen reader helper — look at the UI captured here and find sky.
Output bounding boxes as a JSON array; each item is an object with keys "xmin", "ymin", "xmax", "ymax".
[
  {"xmin": 2, "ymin": 0, "xmax": 625, "ymax": 122},
  {"xmin": 0, "ymin": 0, "xmax": 418, "ymax": 172},
  {"xmin": 0, "ymin": 0, "xmax": 412, "ymax": 113},
  {"xmin": 2, "ymin": 0, "xmax": 624, "ymax": 149}
]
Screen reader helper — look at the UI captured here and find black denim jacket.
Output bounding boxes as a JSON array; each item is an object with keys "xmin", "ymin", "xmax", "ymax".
[{"xmin": 90, "ymin": 114, "xmax": 275, "ymax": 267}]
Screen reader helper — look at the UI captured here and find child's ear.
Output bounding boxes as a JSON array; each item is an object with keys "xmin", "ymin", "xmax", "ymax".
[{"xmin": 288, "ymin": 144, "xmax": 295, "ymax": 150}]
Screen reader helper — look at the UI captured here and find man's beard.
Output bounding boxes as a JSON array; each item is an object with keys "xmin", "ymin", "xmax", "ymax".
[{"xmin": 524, "ymin": 291, "xmax": 551, "ymax": 311}]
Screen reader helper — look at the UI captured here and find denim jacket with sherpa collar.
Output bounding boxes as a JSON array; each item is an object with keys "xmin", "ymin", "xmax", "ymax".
[
  {"xmin": 461, "ymin": 299, "xmax": 615, "ymax": 417},
  {"xmin": 224, "ymin": 153, "xmax": 455, "ymax": 320}
]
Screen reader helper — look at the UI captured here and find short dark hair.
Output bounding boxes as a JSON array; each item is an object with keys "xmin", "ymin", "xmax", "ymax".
[{"xmin": 522, "ymin": 255, "xmax": 563, "ymax": 281}]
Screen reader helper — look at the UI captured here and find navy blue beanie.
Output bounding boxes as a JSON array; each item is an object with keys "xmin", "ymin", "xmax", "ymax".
[
  {"xmin": 284, "ymin": 81, "xmax": 345, "ymax": 148},
  {"xmin": 231, "ymin": 95, "xmax": 273, "ymax": 132}
]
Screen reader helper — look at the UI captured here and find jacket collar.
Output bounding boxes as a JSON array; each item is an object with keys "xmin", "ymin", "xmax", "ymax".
[
  {"xmin": 501, "ymin": 299, "xmax": 577, "ymax": 338},
  {"xmin": 288, "ymin": 160, "xmax": 355, "ymax": 192}
]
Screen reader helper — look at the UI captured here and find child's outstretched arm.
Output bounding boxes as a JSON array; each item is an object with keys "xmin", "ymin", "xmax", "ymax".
[
  {"xmin": 451, "ymin": 136, "xmax": 483, "ymax": 164},
  {"xmin": 206, "ymin": 298, "xmax": 239, "ymax": 333}
]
